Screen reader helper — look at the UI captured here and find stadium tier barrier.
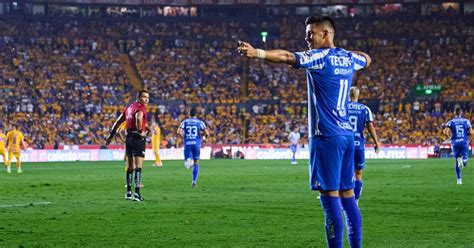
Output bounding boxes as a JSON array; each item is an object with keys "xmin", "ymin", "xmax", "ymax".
[{"xmin": 3, "ymin": 145, "xmax": 470, "ymax": 163}]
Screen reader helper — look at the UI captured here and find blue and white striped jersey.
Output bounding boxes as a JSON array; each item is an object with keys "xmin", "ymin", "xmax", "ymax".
[
  {"xmin": 446, "ymin": 117, "xmax": 471, "ymax": 144},
  {"xmin": 294, "ymin": 48, "xmax": 367, "ymax": 137},
  {"xmin": 179, "ymin": 118, "xmax": 207, "ymax": 146},
  {"xmin": 347, "ymin": 101, "xmax": 374, "ymax": 148}
]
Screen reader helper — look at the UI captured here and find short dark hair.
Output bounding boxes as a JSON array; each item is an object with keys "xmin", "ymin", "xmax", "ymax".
[
  {"xmin": 455, "ymin": 107, "xmax": 462, "ymax": 115},
  {"xmin": 137, "ymin": 90, "xmax": 149, "ymax": 98},
  {"xmin": 305, "ymin": 15, "xmax": 336, "ymax": 32},
  {"xmin": 190, "ymin": 108, "xmax": 197, "ymax": 117}
]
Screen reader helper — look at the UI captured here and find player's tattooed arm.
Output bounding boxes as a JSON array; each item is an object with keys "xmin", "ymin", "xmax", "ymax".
[
  {"xmin": 105, "ymin": 112, "xmax": 125, "ymax": 145},
  {"xmin": 367, "ymin": 122, "xmax": 381, "ymax": 153},
  {"xmin": 238, "ymin": 41, "xmax": 296, "ymax": 65}
]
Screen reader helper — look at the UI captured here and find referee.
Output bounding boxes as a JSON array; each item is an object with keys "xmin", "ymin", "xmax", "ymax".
[{"xmin": 106, "ymin": 90, "xmax": 149, "ymax": 202}]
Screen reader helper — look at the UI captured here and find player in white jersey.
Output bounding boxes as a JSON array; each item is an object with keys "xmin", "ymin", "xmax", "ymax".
[
  {"xmin": 239, "ymin": 15, "xmax": 371, "ymax": 248},
  {"xmin": 288, "ymin": 127, "xmax": 300, "ymax": 164}
]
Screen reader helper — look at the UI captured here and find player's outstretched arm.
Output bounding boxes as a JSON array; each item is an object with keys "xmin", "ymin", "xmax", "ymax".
[
  {"xmin": 366, "ymin": 122, "xmax": 381, "ymax": 153},
  {"xmin": 237, "ymin": 41, "xmax": 296, "ymax": 65},
  {"xmin": 351, "ymin": 51, "xmax": 372, "ymax": 68},
  {"xmin": 105, "ymin": 113, "xmax": 125, "ymax": 145}
]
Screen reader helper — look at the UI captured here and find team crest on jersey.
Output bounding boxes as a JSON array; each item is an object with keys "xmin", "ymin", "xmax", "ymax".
[
  {"xmin": 338, "ymin": 109, "xmax": 346, "ymax": 117},
  {"xmin": 337, "ymin": 121, "xmax": 353, "ymax": 130}
]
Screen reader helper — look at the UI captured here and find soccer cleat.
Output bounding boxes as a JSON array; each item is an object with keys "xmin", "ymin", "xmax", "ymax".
[
  {"xmin": 457, "ymin": 157, "xmax": 464, "ymax": 170},
  {"xmin": 192, "ymin": 183, "xmax": 198, "ymax": 188},
  {"xmin": 132, "ymin": 193, "xmax": 144, "ymax": 202},
  {"xmin": 125, "ymin": 191, "xmax": 133, "ymax": 200},
  {"xmin": 6, "ymin": 167, "xmax": 11, "ymax": 173},
  {"xmin": 457, "ymin": 179, "xmax": 463, "ymax": 185},
  {"xmin": 291, "ymin": 160, "xmax": 298, "ymax": 165},
  {"xmin": 153, "ymin": 162, "xmax": 163, "ymax": 167},
  {"xmin": 184, "ymin": 159, "xmax": 193, "ymax": 169},
  {"xmin": 17, "ymin": 168, "xmax": 23, "ymax": 174}
]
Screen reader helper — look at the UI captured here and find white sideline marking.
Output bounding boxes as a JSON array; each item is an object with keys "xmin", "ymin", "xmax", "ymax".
[
  {"xmin": 401, "ymin": 165, "xmax": 411, "ymax": 169},
  {"xmin": 0, "ymin": 201, "xmax": 52, "ymax": 208}
]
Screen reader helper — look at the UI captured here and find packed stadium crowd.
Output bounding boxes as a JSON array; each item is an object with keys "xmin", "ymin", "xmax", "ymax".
[{"xmin": 0, "ymin": 13, "xmax": 472, "ymax": 148}]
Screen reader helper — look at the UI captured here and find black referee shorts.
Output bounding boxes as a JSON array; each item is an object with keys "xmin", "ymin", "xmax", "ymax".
[{"xmin": 125, "ymin": 133, "xmax": 146, "ymax": 158}]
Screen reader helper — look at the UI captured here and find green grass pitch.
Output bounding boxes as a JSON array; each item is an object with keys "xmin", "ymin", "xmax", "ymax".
[{"xmin": 0, "ymin": 159, "xmax": 473, "ymax": 247}]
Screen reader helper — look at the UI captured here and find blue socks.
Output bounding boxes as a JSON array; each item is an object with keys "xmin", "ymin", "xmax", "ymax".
[
  {"xmin": 341, "ymin": 196, "xmax": 362, "ymax": 248},
  {"xmin": 192, "ymin": 164, "xmax": 200, "ymax": 184},
  {"xmin": 320, "ymin": 195, "xmax": 363, "ymax": 248},
  {"xmin": 354, "ymin": 180, "xmax": 363, "ymax": 201},
  {"xmin": 320, "ymin": 195, "xmax": 344, "ymax": 248},
  {"xmin": 455, "ymin": 163, "xmax": 461, "ymax": 180}
]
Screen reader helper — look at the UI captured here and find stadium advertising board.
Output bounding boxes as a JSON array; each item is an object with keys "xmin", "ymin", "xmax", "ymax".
[
  {"xmin": 0, "ymin": 147, "xmax": 212, "ymax": 163},
  {"xmin": 5, "ymin": 145, "xmax": 472, "ymax": 163},
  {"xmin": 241, "ymin": 146, "xmax": 429, "ymax": 160}
]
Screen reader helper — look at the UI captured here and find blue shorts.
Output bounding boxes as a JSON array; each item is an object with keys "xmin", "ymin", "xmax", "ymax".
[
  {"xmin": 290, "ymin": 144, "xmax": 297, "ymax": 153},
  {"xmin": 184, "ymin": 145, "xmax": 200, "ymax": 161},
  {"xmin": 452, "ymin": 142, "xmax": 469, "ymax": 162},
  {"xmin": 354, "ymin": 148, "xmax": 365, "ymax": 171},
  {"xmin": 309, "ymin": 135, "xmax": 355, "ymax": 191}
]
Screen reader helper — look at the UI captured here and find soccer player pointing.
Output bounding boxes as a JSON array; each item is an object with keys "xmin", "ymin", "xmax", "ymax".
[
  {"xmin": 239, "ymin": 16, "xmax": 370, "ymax": 248},
  {"xmin": 105, "ymin": 90, "xmax": 150, "ymax": 202}
]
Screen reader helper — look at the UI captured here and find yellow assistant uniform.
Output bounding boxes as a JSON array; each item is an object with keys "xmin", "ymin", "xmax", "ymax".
[
  {"xmin": 6, "ymin": 130, "xmax": 24, "ymax": 171},
  {"xmin": 0, "ymin": 133, "xmax": 7, "ymax": 166},
  {"xmin": 152, "ymin": 124, "xmax": 162, "ymax": 166}
]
